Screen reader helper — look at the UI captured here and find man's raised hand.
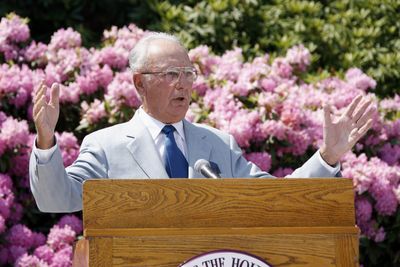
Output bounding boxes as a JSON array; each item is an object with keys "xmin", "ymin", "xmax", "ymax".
[
  {"xmin": 33, "ymin": 82, "xmax": 60, "ymax": 149},
  {"xmin": 320, "ymin": 95, "xmax": 375, "ymax": 166}
]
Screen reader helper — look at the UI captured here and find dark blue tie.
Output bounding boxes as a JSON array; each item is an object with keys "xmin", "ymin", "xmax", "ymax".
[{"xmin": 162, "ymin": 125, "xmax": 188, "ymax": 178}]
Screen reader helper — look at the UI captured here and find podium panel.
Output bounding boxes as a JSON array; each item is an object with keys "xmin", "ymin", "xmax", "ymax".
[{"xmin": 75, "ymin": 178, "xmax": 359, "ymax": 267}]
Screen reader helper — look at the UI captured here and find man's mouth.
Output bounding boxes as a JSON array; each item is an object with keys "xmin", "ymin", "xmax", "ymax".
[{"xmin": 173, "ymin": 96, "xmax": 186, "ymax": 101}]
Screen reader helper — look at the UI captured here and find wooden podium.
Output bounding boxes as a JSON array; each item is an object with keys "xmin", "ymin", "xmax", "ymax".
[{"xmin": 73, "ymin": 178, "xmax": 359, "ymax": 266}]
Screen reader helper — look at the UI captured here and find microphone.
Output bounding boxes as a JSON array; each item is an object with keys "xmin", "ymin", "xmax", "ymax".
[{"xmin": 194, "ymin": 159, "xmax": 221, "ymax": 179}]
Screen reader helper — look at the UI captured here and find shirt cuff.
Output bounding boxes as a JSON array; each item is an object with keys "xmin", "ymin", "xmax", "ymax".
[
  {"xmin": 317, "ymin": 149, "xmax": 341, "ymax": 175},
  {"xmin": 33, "ymin": 138, "xmax": 58, "ymax": 164}
]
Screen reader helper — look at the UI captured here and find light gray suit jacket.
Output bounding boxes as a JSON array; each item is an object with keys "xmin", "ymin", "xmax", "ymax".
[{"xmin": 29, "ymin": 112, "xmax": 339, "ymax": 213}]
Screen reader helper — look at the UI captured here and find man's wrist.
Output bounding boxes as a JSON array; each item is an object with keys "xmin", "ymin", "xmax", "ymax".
[
  {"xmin": 319, "ymin": 146, "xmax": 339, "ymax": 166},
  {"xmin": 36, "ymin": 135, "xmax": 56, "ymax": 150}
]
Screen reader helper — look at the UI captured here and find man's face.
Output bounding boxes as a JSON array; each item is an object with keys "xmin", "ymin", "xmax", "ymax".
[{"xmin": 135, "ymin": 40, "xmax": 194, "ymax": 124}]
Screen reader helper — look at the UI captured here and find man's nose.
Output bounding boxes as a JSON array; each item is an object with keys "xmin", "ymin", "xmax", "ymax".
[{"xmin": 174, "ymin": 72, "xmax": 190, "ymax": 88}]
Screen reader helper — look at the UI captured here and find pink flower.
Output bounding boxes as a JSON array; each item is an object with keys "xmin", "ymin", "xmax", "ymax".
[
  {"xmin": 96, "ymin": 65, "xmax": 114, "ymax": 88},
  {"xmin": 0, "ymin": 13, "xmax": 29, "ymax": 43},
  {"xmin": 22, "ymin": 41, "xmax": 48, "ymax": 64},
  {"xmin": 245, "ymin": 152, "xmax": 272, "ymax": 172},
  {"xmin": 105, "ymin": 70, "xmax": 141, "ymax": 109},
  {"xmin": 374, "ymin": 227, "xmax": 386, "ymax": 242},
  {"xmin": 384, "ymin": 119, "xmax": 400, "ymax": 139},
  {"xmin": 192, "ymin": 75, "xmax": 209, "ymax": 96},
  {"xmin": 50, "ymin": 246, "xmax": 72, "ymax": 267},
  {"xmin": 189, "ymin": 45, "xmax": 218, "ymax": 76},
  {"xmin": 226, "ymin": 110, "xmax": 260, "ymax": 148},
  {"xmin": 279, "ymin": 129, "xmax": 312, "ymax": 156},
  {"xmin": 345, "ymin": 68, "xmax": 377, "ymax": 91},
  {"xmin": 9, "ymin": 246, "xmax": 27, "ymax": 263},
  {"xmin": 10, "ymin": 153, "xmax": 30, "ymax": 177},
  {"xmin": 378, "ymin": 143, "xmax": 400, "ymax": 166},
  {"xmin": 57, "ymin": 215, "xmax": 83, "ymax": 234},
  {"xmin": 0, "ymin": 13, "xmax": 29, "ymax": 60},
  {"xmin": 380, "ymin": 94, "xmax": 400, "ymax": 111},
  {"xmin": 16, "ymin": 254, "xmax": 48, "ymax": 267},
  {"xmin": 97, "ymin": 46, "xmax": 128, "ymax": 69},
  {"xmin": 0, "ymin": 64, "xmax": 39, "ymax": 108},
  {"xmin": 0, "ymin": 216, "xmax": 5, "ymax": 234},
  {"xmin": 259, "ymin": 120, "xmax": 287, "ymax": 141},
  {"xmin": 32, "ymin": 232, "xmax": 47, "ymax": 248},
  {"xmin": 213, "ymin": 48, "xmax": 243, "ymax": 82},
  {"xmin": 76, "ymin": 74, "xmax": 98, "ymax": 95},
  {"xmin": 55, "ymin": 132, "xmax": 80, "ymax": 167},
  {"xmin": 47, "ymin": 225, "xmax": 76, "ymax": 251},
  {"xmin": 0, "ymin": 173, "xmax": 13, "ymax": 190},
  {"xmin": 80, "ymin": 99, "xmax": 107, "ymax": 125},
  {"xmin": 272, "ymin": 167, "xmax": 294, "ymax": 177},
  {"xmin": 9, "ymin": 202, "xmax": 24, "ymax": 223},
  {"xmin": 285, "ymin": 44, "xmax": 311, "ymax": 71},
  {"xmin": 271, "ymin": 58, "xmax": 293, "ymax": 78},
  {"xmin": 260, "ymin": 78, "xmax": 277, "ymax": 92},
  {"xmin": 58, "ymin": 82, "xmax": 80, "ymax": 104},
  {"xmin": 370, "ymin": 178, "xmax": 398, "ymax": 216},
  {"xmin": 34, "ymin": 245, "xmax": 54, "ymax": 264},
  {"xmin": 6, "ymin": 224, "xmax": 34, "ymax": 248},
  {"xmin": 355, "ymin": 196, "xmax": 373, "ymax": 224},
  {"xmin": 78, "ymin": 64, "xmax": 113, "ymax": 90},
  {"xmin": 103, "ymin": 24, "xmax": 145, "ymax": 51},
  {"xmin": 48, "ymin": 28, "xmax": 81, "ymax": 51},
  {"xmin": 0, "ymin": 186, "xmax": 14, "ymax": 219}
]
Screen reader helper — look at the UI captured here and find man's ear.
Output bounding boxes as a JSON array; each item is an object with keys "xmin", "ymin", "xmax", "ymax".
[{"xmin": 133, "ymin": 73, "xmax": 145, "ymax": 96}]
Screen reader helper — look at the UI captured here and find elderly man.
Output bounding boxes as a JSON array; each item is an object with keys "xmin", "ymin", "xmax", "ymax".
[{"xmin": 29, "ymin": 33, "xmax": 374, "ymax": 212}]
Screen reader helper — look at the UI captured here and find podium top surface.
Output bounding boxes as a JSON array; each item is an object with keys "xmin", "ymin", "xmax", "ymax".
[{"xmin": 82, "ymin": 178, "xmax": 355, "ymax": 230}]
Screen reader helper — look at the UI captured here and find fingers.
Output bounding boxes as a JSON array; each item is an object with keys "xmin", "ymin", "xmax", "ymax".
[
  {"xmin": 33, "ymin": 83, "xmax": 48, "ymax": 118},
  {"xmin": 33, "ymin": 81, "xmax": 46, "ymax": 104},
  {"xmin": 349, "ymin": 119, "xmax": 373, "ymax": 145},
  {"xmin": 355, "ymin": 105, "xmax": 375, "ymax": 129},
  {"xmin": 323, "ymin": 104, "xmax": 333, "ymax": 127},
  {"xmin": 49, "ymin": 83, "xmax": 60, "ymax": 108},
  {"xmin": 352, "ymin": 98, "xmax": 372, "ymax": 124},
  {"xmin": 344, "ymin": 94, "xmax": 363, "ymax": 118},
  {"xmin": 358, "ymin": 118, "xmax": 373, "ymax": 136},
  {"xmin": 34, "ymin": 106, "xmax": 45, "ymax": 125},
  {"xmin": 32, "ymin": 94, "xmax": 47, "ymax": 118}
]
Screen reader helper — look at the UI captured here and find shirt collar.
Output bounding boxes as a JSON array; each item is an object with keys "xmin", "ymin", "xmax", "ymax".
[{"xmin": 137, "ymin": 107, "xmax": 186, "ymax": 141}]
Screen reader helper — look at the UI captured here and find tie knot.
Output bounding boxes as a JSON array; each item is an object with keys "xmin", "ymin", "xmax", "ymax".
[{"xmin": 162, "ymin": 125, "xmax": 176, "ymax": 135}]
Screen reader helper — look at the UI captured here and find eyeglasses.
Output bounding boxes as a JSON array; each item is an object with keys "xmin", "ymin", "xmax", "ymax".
[{"xmin": 140, "ymin": 67, "xmax": 198, "ymax": 84}]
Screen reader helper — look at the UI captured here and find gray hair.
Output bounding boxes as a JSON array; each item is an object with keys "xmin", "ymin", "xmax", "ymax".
[{"xmin": 129, "ymin": 32, "xmax": 186, "ymax": 72}]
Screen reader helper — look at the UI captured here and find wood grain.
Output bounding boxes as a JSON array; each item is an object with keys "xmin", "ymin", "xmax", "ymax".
[
  {"xmin": 88, "ymin": 238, "xmax": 112, "ymax": 267},
  {"xmin": 81, "ymin": 178, "xmax": 358, "ymax": 266},
  {"xmin": 111, "ymin": 233, "xmax": 338, "ymax": 266},
  {"xmin": 335, "ymin": 234, "xmax": 359, "ymax": 267},
  {"xmin": 84, "ymin": 226, "xmax": 359, "ymax": 237},
  {"xmin": 83, "ymin": 178, "xmax": 355, "ymax": 229}
]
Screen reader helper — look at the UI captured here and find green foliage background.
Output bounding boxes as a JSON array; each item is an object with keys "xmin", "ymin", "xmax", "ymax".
[
  {"xmin": 1, "ymin": 1, "xmax": 399, "ymax": 266},
  {"xmin": 1, "ymin": 0, "xmax": 399, "ymax": 98}
]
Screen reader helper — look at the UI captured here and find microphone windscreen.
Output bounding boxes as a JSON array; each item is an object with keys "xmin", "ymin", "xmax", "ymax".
[{"xmin": 194, "ymin": 159, "xmax": 210, "ymax": 173}]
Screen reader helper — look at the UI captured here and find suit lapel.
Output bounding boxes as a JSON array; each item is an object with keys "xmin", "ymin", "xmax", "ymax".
[
  {"xmin": 183, "ymin": 120, "xmax": 212, "ymax": 178},
  {"xmin": 124, "ymin": 113, "xmax": 169, "ymax": 179}
]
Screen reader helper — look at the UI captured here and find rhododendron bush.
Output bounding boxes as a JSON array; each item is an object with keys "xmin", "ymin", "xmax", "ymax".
[{"xmin": 0, "ymin": 13, "xmax": 399, "ymax": 266}]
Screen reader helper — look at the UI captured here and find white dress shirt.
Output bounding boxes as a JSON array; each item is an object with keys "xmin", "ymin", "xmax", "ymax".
[{"xmin": 136, "ymin": 108, "xmax": 188, "ymax": 165}]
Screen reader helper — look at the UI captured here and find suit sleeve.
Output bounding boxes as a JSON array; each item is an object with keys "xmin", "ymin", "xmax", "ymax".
[
  {"xmin": 29, "ymin": 135, "xmax": 108, "ymax": 213},
  {"xmin": 228, "ymin": 135, "xmax": 274, "ymax": 178},
  {"xmin": 228, "ymin": 135, "xmax": 340, "ymax": 178}
]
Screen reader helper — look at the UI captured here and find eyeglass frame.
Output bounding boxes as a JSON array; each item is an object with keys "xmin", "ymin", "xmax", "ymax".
[{"xmin": 139, "ymin": 66, "xmax": 198, "ymax": 84}]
